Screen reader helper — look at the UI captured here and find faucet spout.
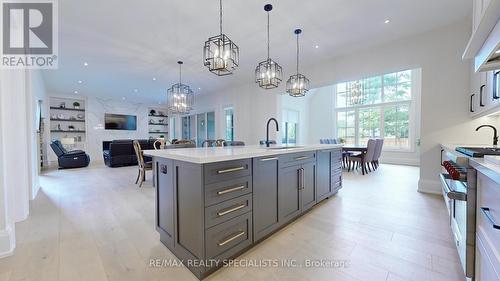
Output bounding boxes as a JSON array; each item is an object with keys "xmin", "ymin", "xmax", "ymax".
[
  {"xmin": 476, "ymin": 125, "xmax": 498, "ymax": 146},
  {"xmin": 266, "ymin": 118, "xmax": 279, "ymax": 147}
]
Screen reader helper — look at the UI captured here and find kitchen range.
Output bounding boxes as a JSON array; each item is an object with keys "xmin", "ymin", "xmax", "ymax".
[{"xmin": 441, "ymin": 124, "xmax": 500, "ymax": 281}]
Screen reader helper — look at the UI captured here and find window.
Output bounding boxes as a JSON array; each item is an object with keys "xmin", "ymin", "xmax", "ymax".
[
  {"xmin": 224, "ymin": 107, "xmax": 234, "ymax": 141},
  {"xmin": 282, "ymin": 109, "xmax": 299, "ymax": 145},
  {"xmin": 335, "ymin": 69, "xmax": 413, "ymax": 150},
  {"xmin": 169, "ymin": 117, "xmax": 176, "ymax": 139}
]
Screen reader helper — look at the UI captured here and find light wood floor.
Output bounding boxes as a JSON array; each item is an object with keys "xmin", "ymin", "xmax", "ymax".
[{"xmin": 0, "ymin": 164, "xmax": 464, "ymax": 281}]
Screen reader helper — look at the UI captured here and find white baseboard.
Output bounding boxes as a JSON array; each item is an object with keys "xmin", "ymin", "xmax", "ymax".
[
  {"xmin": 379, "ymin": 157, "xmax": 420, "ymax": 166},
  {"xmin": 418, "ymin": 178, "xmax": 442, "ymax": 195},
  {"xmin": 0, "ymin": 226, "xmax": 15, "ymax": 258}
]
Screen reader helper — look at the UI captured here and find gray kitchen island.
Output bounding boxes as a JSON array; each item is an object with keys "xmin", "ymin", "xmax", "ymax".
[{"xmin": 144, "ymin": 144, "xmax": 343, "ymax": 279}]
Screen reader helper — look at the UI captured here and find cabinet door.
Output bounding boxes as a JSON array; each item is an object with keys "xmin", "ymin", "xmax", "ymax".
[
  {"xmin": 253, "ymin": 156, "xmax": 279, "ymax": 241},
  {"xmin": 278, "ymin": 164, "xmax": 301, "ymax": 224},
  {"xmin": 156, "ymin": 158, "xmax": 175, "ymax": 248},
  {"xmin": 301, "ymin": 161, "xmax": 316, "ymax": 211},
  {"xmin": 316, "ymin": 150, "xmax": 331, "ymax": 202}
]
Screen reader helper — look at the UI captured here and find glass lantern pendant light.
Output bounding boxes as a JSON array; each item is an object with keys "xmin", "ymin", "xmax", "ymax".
[
  {"xmin": 167, "ymin": 61, "xmax": 194, "ymax": 115},
  {"xmin": 203, "ymin": 0, "xmax": 239, "ymax": 76},
  {"xmin": 286, "ymin": 29, "xmax": 310, "ymax": 97},
  {"xmin": 349, "ymin": 80, "xmax": 365, "ymax": 105},
  {"xmin": 255, "ymin": 4, "xmax": 283, "ymax": 89}
]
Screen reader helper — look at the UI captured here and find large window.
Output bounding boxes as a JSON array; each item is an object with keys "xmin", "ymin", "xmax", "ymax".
[
  {"xmin": 282, "ymin": 109, "xmax": 299, "ymax": 145},
  {"xmin": 336, "ymin": 70, "xmax": 413, "ymax": 150},
  {"xmin": 224, "ymin": 107, "xmax": 234, "ymax": 141}
]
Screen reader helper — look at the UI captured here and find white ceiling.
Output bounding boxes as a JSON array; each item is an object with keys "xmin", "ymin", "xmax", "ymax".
[{"xmin": 41, "ymin": 0, "xmax": 470, "ymax": 104}]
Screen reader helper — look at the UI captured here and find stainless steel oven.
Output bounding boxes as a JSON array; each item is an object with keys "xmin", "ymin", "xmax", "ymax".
[{"xmin": 440, "ymin": 149, "xmax": 477, "ymax": 280}]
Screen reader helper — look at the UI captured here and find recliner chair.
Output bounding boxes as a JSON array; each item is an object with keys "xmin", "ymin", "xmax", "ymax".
[{"xmin": 50, "ymin": 140, "xmax": 90, "ymax": 169}]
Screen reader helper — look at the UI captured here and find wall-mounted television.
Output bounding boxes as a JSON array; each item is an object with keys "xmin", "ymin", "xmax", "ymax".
[{"xmin": 104, "ymin": 113, "xmax": 137, "ymax": 130}]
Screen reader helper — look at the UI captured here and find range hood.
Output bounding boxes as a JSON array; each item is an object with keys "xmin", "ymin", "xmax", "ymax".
[{"xmin": 475, "ymin": 20, "xmax": 500, "ymax": 72}]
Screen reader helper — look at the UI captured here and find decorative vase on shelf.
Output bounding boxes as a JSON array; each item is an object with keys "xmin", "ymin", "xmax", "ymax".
[{"xmin": 59, "ymin": 102, "xmax": 66, "ymax": 108}]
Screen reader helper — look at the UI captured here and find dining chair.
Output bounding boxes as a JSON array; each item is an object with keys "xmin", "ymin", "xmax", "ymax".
[
  {"xmin": 260, "ymin": 140, "xmax": 277, "ymax": 145},
  {"xmin": 173, "ymin": 139, "xmax": 195, "ymax": 145},
  {"xmin": 133, "ymin": 140, "xmax": 152, "ymax": 187},
  {"xmin": 372, "ymin": 139, "xmax": 384, "ymax": 170},
  {"xmin": 223, "ymin": 141, "xmax": 245, "ymax": 146},
  {"xmin": 165, "ymin": 143, "xmax": 196, "ymax": 149},
  {"xmin": 201, "ymin": 139, "xmax": 217, "ymax": 147},
  {"xmin": 215, "ymin": 139, "xmax": 226, "ymax": 147},
  {"xmin": 348, "ymin": 139, "xmax": 377, "ymax": 175}
]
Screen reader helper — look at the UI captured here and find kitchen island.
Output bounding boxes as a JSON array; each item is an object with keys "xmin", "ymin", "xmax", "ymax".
[{"xmin": 144, "ymin": 144, "xmax": 343, "ymax": 279}]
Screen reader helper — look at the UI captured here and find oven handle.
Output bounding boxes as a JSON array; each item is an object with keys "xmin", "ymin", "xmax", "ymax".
[
  {"xmin": 439, "ymin": 173, "xmax": 467, "ymax": 201},
  {"xmin": 480, "ymin": 207, "xmax": 500, "ymax": 230}
]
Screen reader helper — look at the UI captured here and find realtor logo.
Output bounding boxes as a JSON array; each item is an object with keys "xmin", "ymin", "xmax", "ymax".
[{"xmin": 0, "ymin": 0, "xmax": 58, "ymax": 69}]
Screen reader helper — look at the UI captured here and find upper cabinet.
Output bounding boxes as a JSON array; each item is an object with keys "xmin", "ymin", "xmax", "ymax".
[
  {"xmin": 463, "ymin": 0, "xmax": 500, "ymax": 72},
  {"xmin": 470, "ymin": 67, "xmax": 499, "ymax": 118}
]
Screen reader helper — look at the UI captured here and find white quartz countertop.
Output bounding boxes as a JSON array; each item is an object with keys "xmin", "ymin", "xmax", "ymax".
[{"xmin": 144, "ymin": 144, "xmax": 343, "ymax": 164}]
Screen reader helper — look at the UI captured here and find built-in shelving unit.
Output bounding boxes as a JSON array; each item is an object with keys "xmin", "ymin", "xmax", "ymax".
[
  {"xmin": 49, "ymin": 97, "xmax": 87, "ymax": 152},
  {"xmin": 148, "ymin": 107, "xmax": 169, "ymax": 139}
]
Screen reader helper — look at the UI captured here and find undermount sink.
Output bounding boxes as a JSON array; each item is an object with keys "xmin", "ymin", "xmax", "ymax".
[{"xmin": 267, "ymin": 146, "xmax": 303, "ymax": 150}]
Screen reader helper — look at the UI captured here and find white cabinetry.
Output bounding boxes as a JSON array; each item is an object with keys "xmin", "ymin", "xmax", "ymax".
[{"xmin": 469, "ymin": 68, "xmax": 499, "ymax": 118}]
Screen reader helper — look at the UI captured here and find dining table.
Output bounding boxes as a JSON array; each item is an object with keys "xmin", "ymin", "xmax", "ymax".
[{"xmin": 342, "ymin": 145, "xmax": 368, "ymax": 174}]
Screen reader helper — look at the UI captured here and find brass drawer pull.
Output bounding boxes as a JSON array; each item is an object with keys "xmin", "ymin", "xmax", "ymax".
[
  {"xmin": 217, "ymin": 166, "xmax": 246, "ymax": 174},
  {"xmin": 260, "ymin": 157, "xmax": 278, "ymax": 162},
  {"xmin": 218, "ymin": 231, "xmax": 245, "ymax": 246},
  {"xmin": 217, "ymin": 185, "xmax": 246, "ymax": 195},
  {"xmin": 217, "ymin": 203, "xmax": 246, "ymax": 217},
  {"xmin": 294, "ymin": 156, "xmax": 309, "ymax": 161}
]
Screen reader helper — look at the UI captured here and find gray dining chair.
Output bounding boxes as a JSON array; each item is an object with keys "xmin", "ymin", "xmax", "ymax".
[
  {"xmin": 165, "ymin": 143, "xmax": 196, "ymax": 149},
  {"xmin": 201, "ymin": 140, "xmax": 217, "ymax": 147},
  {"xmin": 260, "ymin": 140, "xmax": 277, "ymax": 145},
  {"xmin": 223, "ymin": 141, "xmax": 245, "ymax": 146},
  {"xmin": 372, "ymin": 139, "xmax": 384, "ymax": 170},
  {"xmin": 348, "ymin": 139, "xmax": 377, "ymax": 175}
]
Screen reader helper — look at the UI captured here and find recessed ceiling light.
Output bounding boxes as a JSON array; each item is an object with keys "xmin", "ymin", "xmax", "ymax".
[
  {"xmin": 495, "ymin": 50, "xmax": 500, "ymax": 54},
  {"xmin": 384, "ymin": 19, "xmax": 390, "ymax": 24},
  {"xmin": 158, "ymin": 101, "xmax": 161, "ymax": 105},
  {"xmin": 315, "ymin": 45, "xmax": 319, "ymax": 49},
  {"xmin": 77, "ymin": 80, "xmax": 83, "ymax": 84},
  {"xmin": 83, "ymin": 62, "xmax": 89, "ymax": 66},
  {"xmin": 74, "ymin": 90, "xmax": 78, "ymax": 94},
  {"xmin": 133, "ymin": 89, "xmax": 138, "ymax": 93},
  {"xmin": 122, "ymin": 97, "xmax": 126, "ymax": 100},
  {"xmin": 198, "ymin": 87, "xmax": 201, "ymax": 90},
  {"xmin": 152, "ymin": 77, "xmax": 157, "ymax": 81}
]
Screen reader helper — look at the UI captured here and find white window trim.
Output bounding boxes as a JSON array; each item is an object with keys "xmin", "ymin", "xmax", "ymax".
[
  {"xmin": 333, "ymin": 70, "xmax": 419, "ymax": 153},
  {"xmin": 223, "ymin": 106, "xmax": 235, "ymax": 141}
]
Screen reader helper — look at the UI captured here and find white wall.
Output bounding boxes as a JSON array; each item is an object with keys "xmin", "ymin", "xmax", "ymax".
[
  {"xmin": 0, "ymin": 68, "xmax": 33, "ymax": 257},
  {"xmin": 26, "ymin": 70, "xmax": 47, "ymax": 200}
]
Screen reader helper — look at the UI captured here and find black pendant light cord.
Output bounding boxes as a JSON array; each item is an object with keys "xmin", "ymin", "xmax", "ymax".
[
  {"xmin": 219, "ymin": 0, "xmax": 223, "ymax": 35},
  {"xmin": 178, "ymin": 61, "xmax": 182, "ymax": 84},
  {"xmin": 267, "ymin": 11, "xmax": 270, "ymax": 60},
  {"xmin": 296, "ymin": 32, "xmax": 299, "ymax": 75}
]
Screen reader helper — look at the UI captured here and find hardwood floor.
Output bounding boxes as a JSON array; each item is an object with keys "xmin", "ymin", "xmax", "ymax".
[{"xmin": 0, "ymin": 164, "xmax": 464, "ymax": 281}]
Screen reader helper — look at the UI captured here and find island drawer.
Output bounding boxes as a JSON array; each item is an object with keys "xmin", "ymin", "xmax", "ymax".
[
  {"xmin": 204, "ymin": 159, "xmax": 252, "ymax": 184},
  {"xmin": 205, "ymin": 194, "xmax": 252, "ymax": 228},
  {"xmin": 477, "ymin": 172, "xmax": 500, "ymax": 271},
  {"xmin": 205, "ymin": 212, "xmax": 253, "ymax": 259},
  {"xmin": 205, "ymin": 176, "xmax": 252, "ymax": 206},
  {"xmin": 279, "ymin": 151, "xmax": 316, "ymax": 167}
]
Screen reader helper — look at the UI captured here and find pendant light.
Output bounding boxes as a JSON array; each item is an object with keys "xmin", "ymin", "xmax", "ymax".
[
  {"xmin": 203, "ymin": 0, "xmax": 239, "ymax": 76},
  {"xmin": 255, "ymin": 4, "xmax": 283, "ymax": 89},
  {"xmin": 286, "ymin": 29, "xmax": 310, "ymax": 97},
  {"xmin": 167, "ymin": 61, "xmax": 194, "ymax": 115},
  {"xmin": 349, "ymin": 80, "xmax": 365, "ymax": 105}
]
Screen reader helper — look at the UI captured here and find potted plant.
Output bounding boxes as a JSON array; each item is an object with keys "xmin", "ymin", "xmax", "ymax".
[
  {"xmin": 150, "ymin": 109, "xmax": 156, "ymax": 116},
  {"xmin": 73, "ymin": 101, "xmax": 80, "ymax": 109}
]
